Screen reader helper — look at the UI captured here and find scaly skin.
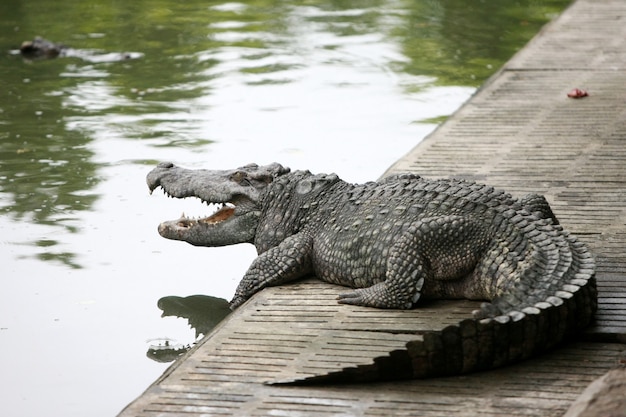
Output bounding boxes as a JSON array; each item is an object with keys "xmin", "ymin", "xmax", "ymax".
[{"xmin": 147, "ymin": 162, "xmax": 597, "ymax": 380}]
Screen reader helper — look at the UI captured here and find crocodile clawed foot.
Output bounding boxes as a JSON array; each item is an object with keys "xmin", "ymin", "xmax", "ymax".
[
  {"xmin": 337, "ymin": 289, "xmax": 367, "ymax": 305},
  {"xmin": 229, "ymin": 296, "xmax": 246, "ymax": 310},
  {"xmin": 337, "ymin": 283, "xmax": 414, "ymax": 309}
]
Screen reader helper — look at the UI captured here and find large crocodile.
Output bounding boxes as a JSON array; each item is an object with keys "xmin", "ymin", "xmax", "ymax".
[{"xmin": 146, "ymin": 161, "xmax": 597, "ymax": 380}]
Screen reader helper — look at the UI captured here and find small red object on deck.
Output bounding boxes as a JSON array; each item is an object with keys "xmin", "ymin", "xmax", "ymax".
[{"xmin": 567, "ymin": 88, "xmax": 588, "ymax": 98}]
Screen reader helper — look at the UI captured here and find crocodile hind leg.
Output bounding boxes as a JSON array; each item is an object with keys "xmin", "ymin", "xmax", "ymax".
[
  {"xmin": 337, "ymin": 216, "xmax": 491, "ymax": 309},
  {"xmin": 337, "ymin": 265, "xmax": 425, "ymax": 309}
]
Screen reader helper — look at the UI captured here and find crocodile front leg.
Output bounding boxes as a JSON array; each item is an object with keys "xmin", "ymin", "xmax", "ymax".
[{"xmin": 230, "ymin": 233, "xmax": 313, "ymax": 309}]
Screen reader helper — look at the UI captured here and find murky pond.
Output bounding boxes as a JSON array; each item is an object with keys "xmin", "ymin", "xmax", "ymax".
[{"xmin": 0, "ymin": 1, "xmax": 569, "ymax": 416}]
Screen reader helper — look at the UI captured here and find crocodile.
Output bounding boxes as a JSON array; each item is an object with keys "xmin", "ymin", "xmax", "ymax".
[
  {"xmin": 146, "ymin": 161, "xmax": 597, "ymax": 380},
  {"xmin": 17, "ymin": 36, "xmax": 142, "ymax": 62}
]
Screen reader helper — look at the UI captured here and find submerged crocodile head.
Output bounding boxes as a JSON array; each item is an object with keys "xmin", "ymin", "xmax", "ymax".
[
  {"xmin": 146, "ymin": 161, "xmax": 290, "ymax": 246},
  {"xmin": 19, "ymin": 37, "xmax": 67, "ymax": 59}
]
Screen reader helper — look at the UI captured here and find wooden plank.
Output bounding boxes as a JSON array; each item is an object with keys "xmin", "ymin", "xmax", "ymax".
[{"xmin": 123, "ymin": 341, "xmax": 625, "ymax": 417}]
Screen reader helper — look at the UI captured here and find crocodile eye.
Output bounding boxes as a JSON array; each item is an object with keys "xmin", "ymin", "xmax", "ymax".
[{"xmin": 230, "ymin": 171, "xmax": 247, "ymax": 183}]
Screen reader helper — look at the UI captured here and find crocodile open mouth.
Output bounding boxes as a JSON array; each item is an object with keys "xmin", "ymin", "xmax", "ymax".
[{"xmin": 176, "ymin": 203, "xmax": 236, "ymax": 228}]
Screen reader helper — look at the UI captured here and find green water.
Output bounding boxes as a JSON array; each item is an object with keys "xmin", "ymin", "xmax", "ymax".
[{"xmin": 0, "ymin": 1, "xmax": 569, "ymax": 416}]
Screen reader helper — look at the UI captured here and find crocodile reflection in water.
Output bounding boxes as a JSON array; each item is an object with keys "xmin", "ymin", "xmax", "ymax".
[{"xmin": 146, "ymin": 295, "xmax": 231, "ymax": 363}]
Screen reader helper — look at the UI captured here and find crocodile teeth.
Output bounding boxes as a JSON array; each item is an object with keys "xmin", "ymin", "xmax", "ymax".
[{"xmin": 175, "ymin": 202, "xmax": 238, "ymax": 226}]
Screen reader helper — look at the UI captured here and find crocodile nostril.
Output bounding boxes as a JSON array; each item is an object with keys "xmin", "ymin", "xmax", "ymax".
[{"xmin": 158, "ymin": 162, "xmax": 174, "ymax": 169}]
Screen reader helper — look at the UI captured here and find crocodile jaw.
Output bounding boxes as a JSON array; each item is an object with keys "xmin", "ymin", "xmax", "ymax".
[
  {"xmin": 150, "ymin": 178, "xmax": 260, "ymax": 246},
  {"xmin": 157, "ymin": 208, "xmax": 260, "ymax": 247}
]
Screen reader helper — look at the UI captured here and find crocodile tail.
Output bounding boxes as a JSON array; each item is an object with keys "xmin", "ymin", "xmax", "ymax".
[
  {"xmin": 521, "ymin": 193, "xmax": 559, "ymax": 225},
  {"xmin": 410, "ymin": 219, "xmax": 596, "ymax": 379},
  {"xmin": 476, "ymin": 214, "xmax": 596, "ymax": 322}
]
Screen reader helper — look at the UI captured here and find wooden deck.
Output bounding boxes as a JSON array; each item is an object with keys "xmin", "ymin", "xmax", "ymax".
[{"xmin": 119, "ymin": 0, "xmax": 626, "ymax": 415}]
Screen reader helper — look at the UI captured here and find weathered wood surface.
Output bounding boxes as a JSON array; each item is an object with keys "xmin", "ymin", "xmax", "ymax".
[
  {"xmin": 121, "ymin": 281, "xmax": 624, "ymax": 417},
  {"xmin": 119, "ymin": 0, "xmax": 626, "ymax": 415}
]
